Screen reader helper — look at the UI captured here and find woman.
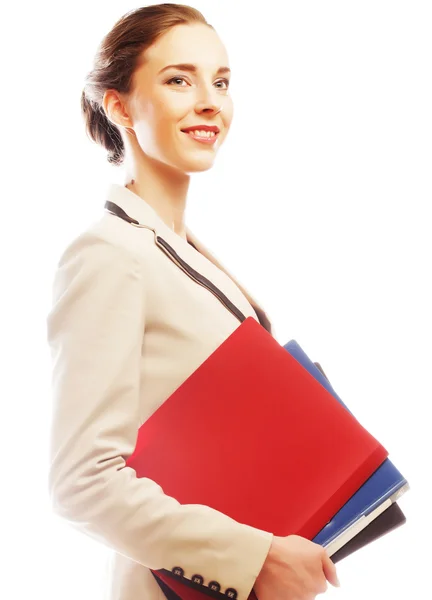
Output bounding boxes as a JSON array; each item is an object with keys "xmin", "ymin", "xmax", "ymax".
[{"xmin": 46, "ymin": 4, "xmax": 340, "ymax": 600}]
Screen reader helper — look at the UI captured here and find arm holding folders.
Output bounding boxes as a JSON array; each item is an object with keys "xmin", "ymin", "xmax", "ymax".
[
  {"xmin": 151, "ymin": 340, "xmax": 403, "ymax": 600},
  {"xmin": 127, "ymin": 316, "xmax": 388, "ymax": 600}
]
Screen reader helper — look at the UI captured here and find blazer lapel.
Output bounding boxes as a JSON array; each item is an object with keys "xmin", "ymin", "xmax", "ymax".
[
  {"xmin": 185, "ymin": 227, "xmax": 273, "ymax": 335},
  {"xmin": 104, "ymin": 183, "xmax": 273, "ymax": 336}
]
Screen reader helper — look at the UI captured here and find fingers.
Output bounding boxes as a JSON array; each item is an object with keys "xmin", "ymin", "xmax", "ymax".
[{"xmin": 321, "ymin": 551, "xmax": 341, "ymax": 588}]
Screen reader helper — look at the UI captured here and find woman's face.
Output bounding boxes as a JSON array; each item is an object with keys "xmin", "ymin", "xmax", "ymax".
[{"xmin": 119, "ymin": 23, "xmax": 234, "ymax": 174}]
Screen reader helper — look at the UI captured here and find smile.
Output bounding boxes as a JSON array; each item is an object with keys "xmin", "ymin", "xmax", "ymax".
[{"xmin": 181, "ymin": 130, "xmax": 219, "ymax": 145}]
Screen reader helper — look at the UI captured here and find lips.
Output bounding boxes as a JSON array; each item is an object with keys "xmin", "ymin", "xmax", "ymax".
[
  {"xmin": 181, "ymin": 125, "xmax": 220, "ymax": 134},
  {"xmin": 181, "ymin": 130, "xmax": 219, "ymax": 145}
]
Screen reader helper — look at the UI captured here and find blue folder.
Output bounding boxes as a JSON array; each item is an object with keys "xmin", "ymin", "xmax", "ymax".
[{"xmin": 283, "ymin": 340, "xmax": 409, "ymax": 550}]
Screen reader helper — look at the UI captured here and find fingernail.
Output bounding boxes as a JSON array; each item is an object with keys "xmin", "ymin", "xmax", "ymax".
[{"xmin": 335, "ymin": 577, "xmax": 341, "ymax": 587}]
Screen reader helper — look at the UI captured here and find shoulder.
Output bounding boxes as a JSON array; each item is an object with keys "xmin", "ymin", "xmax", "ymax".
[{"xmin": 53, "ymin": 211, "xmax": 159, "ymax": 275}]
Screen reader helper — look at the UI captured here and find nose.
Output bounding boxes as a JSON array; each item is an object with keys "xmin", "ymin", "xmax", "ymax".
[
  {"xmin": 197, "ymin": 104, "xmax": 222, "ymax": 116},
  {"xmin": 194, "ymin": 86, "xmax": 223, "ymax": 115}
]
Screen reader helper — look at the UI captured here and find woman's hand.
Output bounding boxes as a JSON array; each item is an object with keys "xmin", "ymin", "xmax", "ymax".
[{"xmin": 254, "ymin": 534, "xmax": 340, "ymax": 600}]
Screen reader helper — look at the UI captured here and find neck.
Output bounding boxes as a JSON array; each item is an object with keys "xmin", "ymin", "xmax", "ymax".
[{"xmin": 123, "ymin": 146, "xmax": 191, "ymax": 241}]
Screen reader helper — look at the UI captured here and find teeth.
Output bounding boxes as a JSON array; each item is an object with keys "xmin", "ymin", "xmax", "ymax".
[{"xmin": 188, "ymin": 130, "xmax": 216, "ymax": 137}]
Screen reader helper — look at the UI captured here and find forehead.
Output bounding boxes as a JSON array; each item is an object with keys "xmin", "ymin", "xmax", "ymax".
[{"xmin": 140, "ymin": 23, "xmax": 229, "ymax": 73}]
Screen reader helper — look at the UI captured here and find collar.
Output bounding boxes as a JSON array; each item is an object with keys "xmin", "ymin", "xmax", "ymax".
[{"xmin": 104, "ymin": 183, "xmax": 272, "ymax": 335}]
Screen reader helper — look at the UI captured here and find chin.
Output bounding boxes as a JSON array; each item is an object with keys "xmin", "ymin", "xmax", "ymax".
[
  {"xmin": 189, "ymin": 163, "xmax": 215, "ymax": 174},
  {"xmin": 176, "ymin": 156, "xmax": 217, "ymax": 174}
]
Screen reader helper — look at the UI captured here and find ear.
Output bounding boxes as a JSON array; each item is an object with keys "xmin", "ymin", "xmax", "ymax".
[{"xmin": 102, "ymin": 89, "xmax": 133, "ymax": 130}]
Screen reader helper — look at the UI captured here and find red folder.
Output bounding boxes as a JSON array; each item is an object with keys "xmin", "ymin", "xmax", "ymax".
[{"xmin": 126, "ymin": 317, "xmax": 388, "ymax": 599}]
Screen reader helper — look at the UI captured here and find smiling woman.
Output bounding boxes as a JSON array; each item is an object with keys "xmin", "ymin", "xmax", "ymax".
[{"xmin": 79, "ymin": 4, "xmax": 235, "ymax": 240}]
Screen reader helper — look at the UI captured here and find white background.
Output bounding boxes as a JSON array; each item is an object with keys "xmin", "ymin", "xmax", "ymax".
[{"xmin": 2, "ymin": 1, "xmax": 431, "ymax": 599}]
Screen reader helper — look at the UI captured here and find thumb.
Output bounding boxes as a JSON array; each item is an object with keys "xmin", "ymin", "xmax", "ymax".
[{"xmin": 322, "ymin": 551, "xmax": 341, "ymax": 588}]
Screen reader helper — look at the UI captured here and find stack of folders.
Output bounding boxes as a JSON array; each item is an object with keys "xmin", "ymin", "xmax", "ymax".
[{"xmin": 125, "ymin": 317, "xmax": 409, "ymax": 600}]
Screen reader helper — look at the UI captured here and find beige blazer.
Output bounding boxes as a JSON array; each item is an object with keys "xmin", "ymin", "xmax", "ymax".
[{"xmin": 46, "ymin": 183, "xmax": 275, "ymax": 600}]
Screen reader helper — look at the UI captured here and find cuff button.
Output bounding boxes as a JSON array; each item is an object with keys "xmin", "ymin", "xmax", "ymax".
[
  {"xmin": 209, "ymin": 581, "xmax": 221, "ymax": 592},
  {"xmin": 192, "ymin": 574, "xmax": 204, "ymax": 585},
  {"xmin": 172, "ymin": 567, "xmax": 184, "ymax": 577},
  {"xmin": 225, "ymin": 589, "xmax": 238, "ymax": 600}
]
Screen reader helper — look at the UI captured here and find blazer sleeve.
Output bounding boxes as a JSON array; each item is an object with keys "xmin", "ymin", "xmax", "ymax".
[{"xmin": 46, "ymin": 231, "xmax": 273, "ymax": 600}]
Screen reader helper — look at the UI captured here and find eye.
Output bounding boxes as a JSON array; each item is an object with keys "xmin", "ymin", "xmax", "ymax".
[
  {"xmin": 166, "ymin": 76, "xmax": 230, "ymax": 89},
  {"xmin": 215, "ymin": 78, "xmax": 230, "ymax": 89},
  {"xmin": 166, "ymin": 76, "xmax": 188, "ymax": 86}
]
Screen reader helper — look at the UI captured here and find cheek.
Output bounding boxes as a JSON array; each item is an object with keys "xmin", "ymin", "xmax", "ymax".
[
  {"xmin": 153, "ymin": 98, "xmax": 187, "ymax": 139},
  {"xmin": 134, "ymin": 102, "xmax": 177, "ymax": 148},
  {"xmin": 133, "ymin": 119, "xmax": 155, "ymax": 148},
  {"xmin": 222, "ymin": 99, "xmax": 234, "ymax": 129}
]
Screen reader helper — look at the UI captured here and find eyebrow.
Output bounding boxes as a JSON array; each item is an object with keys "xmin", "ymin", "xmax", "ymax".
[{"xmin": 158, "ymin": 63, "xmax": 231, "ymax": 76}]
